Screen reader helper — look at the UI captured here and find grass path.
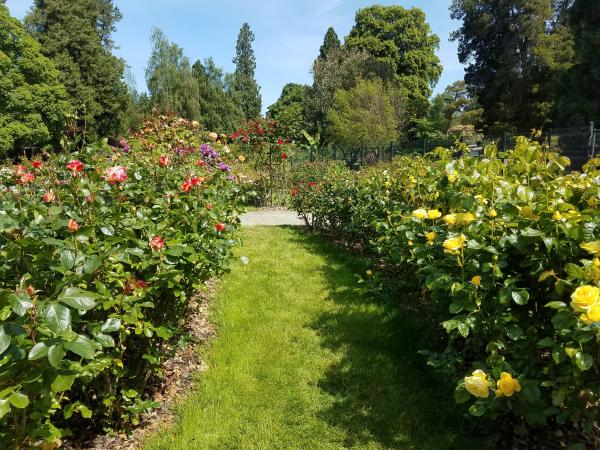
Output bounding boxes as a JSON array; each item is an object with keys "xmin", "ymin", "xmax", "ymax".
[{"xmin": 145, "ymin": 226, "xmax": 493, "ymax": 450}]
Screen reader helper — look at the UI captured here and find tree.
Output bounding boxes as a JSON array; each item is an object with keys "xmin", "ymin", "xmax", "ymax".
[
  {"xmin": 0, "ymin": 4, "xmax": 70, "ymax": 158},
  {"xmin": 554, "ymin": 0, "xmax": 600, "ymax": 124},
  {"xmin": 192, "ymin": 58, "xmax": 244, "ymax": 133},
  {"xmin": 327, "ymin": 79, "xmax": 402, "ymax": 149},
  {"xmin": 25, "ymin": 0, "xmax": 128, "ymax": 139},
  {"xmin": 267, "ymin": 83, "xmax": 309, "ymax": 141},
  {"xmin": 428, "ymin": 81, "xmax": 482, "ymax": 133},
  {"xmin": 345, "ymin": 5, "xmax": 442, "ymax": 116},
  {"xmin": 232, "ymin": 23, "xmax": 261, "ymax": 119},
  {"xmin": 304, "ymin": 46, "xmax": 373, "ymax": 135},
  {"xmin": 450, "ymin": 0, "xmax": 572, "ymax": 130},
  {"xmin": 145, "ymin": 28, "xmax": 200, "ymax": 121},
  {"xmin": 319, "ymin": 27, "xmax": 341, "ymax": 59}
]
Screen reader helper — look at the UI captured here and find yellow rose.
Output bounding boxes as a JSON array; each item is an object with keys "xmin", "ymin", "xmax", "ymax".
[
  {"xmin": 427, "ymin": 209, "xmax": 442, "ymax": 219},
  {"xmin": 447, "ymin": 173, "xmax": 458, "ymax": 183},
  {"xmin": 408, "ymin": 240, "xmax": 413, "ymax": 246},
  {"xmin": 425, "ymin": 231, "xmax": 437, "ymax": 243},
  {"xmin": 456, "ymin": 213, "xmax": 475, "ymax": 225},
  {"xmin": 581, "ymin": 304, "xmax": 600, "ymax": 324},
  {"xmin": 581, "ymin": 241, "xmax": 600, "ymax": 256},
  {"xmin": 412, "ymin": 209, "xmax": 427, "ymax": 220},
  {"xmin": 488, "ymin": 209, "xmax": 497, "ymax": 218},
  {"xmin": 552, "ymin": 211, "xmax": 562, "ymax": 221},
  {"xmin": 238, "ymin": 155, "xmax": 246, "ymax": 162},
  {"xmin": 496, "ymin": 372, "xmax": 521, "ymax": 397},
  {"xmin": 570, "ymin": 285, "xmax": 600, "ymax": 312},
  {"xmin": 209, "ymin": 132, "xmax": 218, "ymax": 142},
  {"xmin": 471, "ymin": 275, "xmax": 481, "ymax": 287},
  {"xmin": 443, "ymin": 214, "xmax": 457, "ymax": 226},
  {"xmin": 409, "ymin": 176, "xmax": 416, "ymax": 184},
  {"xmin": 594, "ymin": 258, "xmax": 600, "ymax": 268},
  {"xmin": 443, "ymin": 234, "xmax": 467, "ymax": 255},
  {"xmin": 464, "ymin": 369, "xmax": 489, "ymax": 398},
  {"xmin": 366, "ymin": 270, "xmax": 373, "ymax": 277}
]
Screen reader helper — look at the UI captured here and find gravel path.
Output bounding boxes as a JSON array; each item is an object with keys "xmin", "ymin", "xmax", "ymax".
[{"xmin": 239, "ymin": 208, "xmax": 305, "ymax": 227}]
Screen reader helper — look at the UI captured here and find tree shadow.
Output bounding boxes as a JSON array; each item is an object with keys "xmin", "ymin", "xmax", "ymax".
[{"xmin": 285, "ymin": 227, "xmax": 494, "ymax": 450}]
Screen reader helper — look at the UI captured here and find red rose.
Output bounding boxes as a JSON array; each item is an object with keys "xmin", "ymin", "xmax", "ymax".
[
  {"xmin": 32, "ymin": 160, "xmax": 42, "ymax": 169},
  {"xmin": 277, "ymin": 138, "xmax": 284, "ymax": 145},
  {"xmin": 18, "ymin": 172, "xmax": 35, "ymax": 184},
  {"xmin": 66, "ymin": 160, "xmax": 84, "ymax": 173},
  {"xmin": 215, "ymin": 222, "xmax": 226, "ymax": 232},
  {"xmin": 150, "ymin": 236, "xmax": 165, "ymax": 250},
  {"xmin": 206, "ymin": 203, "xmax": 213, "ymax": 210},
  {"xmin": 159, "ymin": 155, "xmax": 170, "ymax": 167},
  {"xmin": 281, "ymin": 152, "xmax": 288, "ymax": 160},
  {"xmin": 15, "ymin": 165, "xmax": 27, "ymax": 176},
  {"xmin": 67, "ymin": 219, "xmax": 80, "ymax": 233},
  {"xmin": 43, "ymin": 191, "xmax": 55, "ymax": 203},
  {"xmin": 291, "ymin": 188, "xmax": 298, "ymax": 197},
  {"xmin": 181, "ymin": 180, "xmax": 194, "ymax": 192},
  {"xmin": 195, "ymin": 160, "xmax": 206, "ymax": 167}
]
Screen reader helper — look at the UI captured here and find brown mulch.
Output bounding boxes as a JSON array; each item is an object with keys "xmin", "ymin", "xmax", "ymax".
[{"xmin": 64, "ymin": 279, "xmax": 219, "ymax": 450}]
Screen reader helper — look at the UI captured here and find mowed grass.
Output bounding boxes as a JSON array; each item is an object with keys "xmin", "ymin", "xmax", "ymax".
[{"xmin": 145, "ymin": 226, "xmax": 494, "ymax": 450}]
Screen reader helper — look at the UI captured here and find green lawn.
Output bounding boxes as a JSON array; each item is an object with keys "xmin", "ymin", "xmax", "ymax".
[{"xmin": 145, "ymin": 226, "xmax": 494, "ymax": 450}]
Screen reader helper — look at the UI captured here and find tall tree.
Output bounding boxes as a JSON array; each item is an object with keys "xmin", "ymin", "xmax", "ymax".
[
  {"xmin": 345, "ymin": 5, "xmax": 442, "ymax": 116},
  {"xmin": 145, "ymin": 28, "xmax": 200, "ymax": 120},
  {"xmin": 232, "ymin": 23, "xmax": 261, "ymax": 119},
  {"xmin": 25, "ymin": 0, "xmax": 128, "ymax": 139},
  {"xmin": 267, "ymin": 83, "xmax": 309, "ymax": 141},
  {"xmin": 555, "ymin": 0, "xmax": 600, "ymax": 124},
  {"xmin": 327, "ymin": 79, "xmax": 403, "ymax": 149},
  {"xmin": 192, "ymin": 58, "xmax": 244, "ymax": 133},
  {"xmin": 428, "ymin": 81, "xmax": 481, "ymax": 132},
  {"xmin": 0, "ymin": 4, "xmax": 70, "ymax": 158},
  {"xmin": 319, "ymin": 27, "xmax": 341, "ymax": 59},
  {"xmin": 450, "ymin": 0, "xmax": 572, "ymax": 130}
]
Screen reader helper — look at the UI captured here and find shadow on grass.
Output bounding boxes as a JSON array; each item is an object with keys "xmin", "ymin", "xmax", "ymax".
[{"xmin": 285, "ymin": 227, "xmax": 495, "ymax": 450}]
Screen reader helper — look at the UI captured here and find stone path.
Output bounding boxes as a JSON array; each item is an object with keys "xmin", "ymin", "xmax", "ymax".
[{"xmin": 239, "ymin": 208, "xmax": 305, "ymax": 227}]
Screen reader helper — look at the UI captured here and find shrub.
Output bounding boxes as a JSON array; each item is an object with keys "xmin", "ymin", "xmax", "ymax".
[
  {"xmin": 290, "ymin": 138, "xmax": 600, "ymax": 429},
  {"xmin": 0, "ymin": 116, "xmax": 242, "ymax": 447}
]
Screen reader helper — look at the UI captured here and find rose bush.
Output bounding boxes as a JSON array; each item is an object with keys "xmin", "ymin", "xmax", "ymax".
[
  {"xmin": 290, "ymin": 138, "xmax": 600, "ymax": 429},
  {"xmin": 0, "ymin": 115, "xmax": 243, "ymax": 447}
]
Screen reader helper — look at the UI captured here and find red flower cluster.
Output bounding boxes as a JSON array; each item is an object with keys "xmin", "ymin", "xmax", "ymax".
[
  {"xmin": 215, "ymin": 222, "xmax": 226, "ymax": 232},
  {"xmin": 181, "ymin": 176, "xmax": 204, "ymax": 193},
  {"xmin": 32, "ymin": 160, "xmax": 42, "ymax": 169},
  {"xmin": 308, "ymin": 181, "xmax": 317, "ymax": 187},
  {"xmin": 18, "ymin": 172, "xmax": 35, "ymax": 185},
  {"xmin": 124, "ymin": 277, "xmax": 149, "ymax": 295}
]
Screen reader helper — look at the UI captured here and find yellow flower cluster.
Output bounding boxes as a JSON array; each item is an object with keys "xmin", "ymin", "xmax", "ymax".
[
  {"xmin": 412, "ymin": 209, "xmax": 441, "ymax": 220},
  {"xmin": 443, "ymin": 234, "xmax": 467, "ymax": 255},
  {"xmin": 464, "ymin": 370, "xmax": 521, "ymax": 399},
  {"xmin": 571, "ymin": 285, "xmax": 600, "ymax": 324},
  {"xmin": 425, "ymin": 231, "xmax": 437, "ymax": 244},
  {"xmin": 443, "ymin": 212, "xmax": 475, "ymax": 226}
]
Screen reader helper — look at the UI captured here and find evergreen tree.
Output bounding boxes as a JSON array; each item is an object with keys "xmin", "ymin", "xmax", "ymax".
[
  {"xmin": 319, "ymin": 27, "xmax": 341, "ymax": 59},
  {"xmin": 232, "ymin": 23, "xmax": 261, "ymax": 119},
  {"xmin": 555, "ymin": 0, "xmax": 600, "ymax": 124},
  {"xmin": 192, "ymin": 58, "xmax": 244, "ymax": 133},
  {"xmin": 145, "ymin": 28, "xmax": 200, "ymax": 120},
  {"xmin": 0, "ymin": 4, "xmax": 70, "ymax": 158},
  {"xmin": 25, "ymin": 0, "xmax": 128, "ymax": 139},
  {"xmin": 450, "ymin": 0, "xmax": 572, "ymax": 130}
]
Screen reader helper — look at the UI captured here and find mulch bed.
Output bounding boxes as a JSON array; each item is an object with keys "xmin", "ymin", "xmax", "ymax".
[{"xmin": 64, "ymin": 279, "xmax": 219, "ymax": 450}]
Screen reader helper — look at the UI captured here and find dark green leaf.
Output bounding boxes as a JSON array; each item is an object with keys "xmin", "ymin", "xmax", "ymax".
[
  {"xmin": 0, "ymin": 325, "xmax": 10, "ymax": 355},
  {"xmin": 48, "ymin": 344, "xmax": 65, "ymax": 368},
  {"xmin": 58, "ymin": 287, "xmax": 98, "ymax": 311},
  {"xmin": 44, "ymin": 304, "xmax": 71, "ymax": 333},
  {"xmin": 64, "ymin": 335, "xmax": 95, "ymax": 359}
]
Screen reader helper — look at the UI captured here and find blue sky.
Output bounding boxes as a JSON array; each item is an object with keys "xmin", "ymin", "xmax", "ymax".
[{"xmin": 6, "ymin": 0, "xmax": 464, "ymax": 113}]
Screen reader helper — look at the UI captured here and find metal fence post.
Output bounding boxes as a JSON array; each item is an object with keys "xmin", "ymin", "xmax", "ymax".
[{"xmin": 590, "ymin": 122, "xmax": 596, "ymax": 157}]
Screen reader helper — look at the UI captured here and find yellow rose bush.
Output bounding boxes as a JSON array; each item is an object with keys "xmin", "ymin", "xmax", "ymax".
[{"xmin": 290, "ymin": 137, "xmax": 600, "ymax": 428}]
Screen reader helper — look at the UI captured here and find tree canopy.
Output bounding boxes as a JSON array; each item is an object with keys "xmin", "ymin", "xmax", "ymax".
[
  {"xmin": 267, "ymin": 83, "xmax": 309, "ymax": 141},
  {"xmin": 0, "ymin": 4, "xmax": 70, "ymax": 158},
  {"xmin": 319, "ymin": 27, "xmax": 341, "ymax": 59},
  {"xmin": 232, "ymin": 23, "xmax": 261, "ymax": 119},
  {"xmin": 345, "ymin": 5, "xmax": 442, "ymax": 115},
  {"xmin": 145, "ymin": 28, "xmax": 200, "ymax": 121},
  {"xmin": 25, "ymin": 0, "xmax": 128, "ymax": 139}
]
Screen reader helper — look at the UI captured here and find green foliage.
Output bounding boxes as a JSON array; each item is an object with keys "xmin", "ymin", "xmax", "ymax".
[
  {"xmin": 450, "ymin": 0, "xmax": 572, "ymax": 130},
  {"xmin": 267, "ymin": 83, "xmax": 309, "ymax": 142},
  {"xmin": 327, "ymin": 79, "xmax": 402, "ymax": 149},
  {"xmin": 555, "ymin": 0, "xmax": 600, "ymax": 124},
  {"xmin": 0, "ymin": 116, "xmax": 242, "ymax": 447},
  {"xmin": 146, "ymin": 28, "xmax": 200, "ymax": 121},
  {"xmin": 318, "ymin": 27, "xmax": 340, "ymax": 60},
  {"xmin": 0, "ymin": 5, "xmax": 70, "ymax": 159},
  {"xmin": 192, "ymin": 58, "xmax": 244, "ymax": 133},
  {"xmin": 232, "ymin": 23, "xmax": 261, "ymax": 120},
  {"xmin": 25, "ymin": 0, "xmax": 129, "ymax": 139},
  {"xmin": 428, "ymin": 80, "xmax": 482, "ymax": 133},
  {"xmin": 345, "ymin": 5, "xmax": 442, "ymax": 116},
  {"xmin": 291, "ymin": 138, "xmax": 600, "ymax": 430}
]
